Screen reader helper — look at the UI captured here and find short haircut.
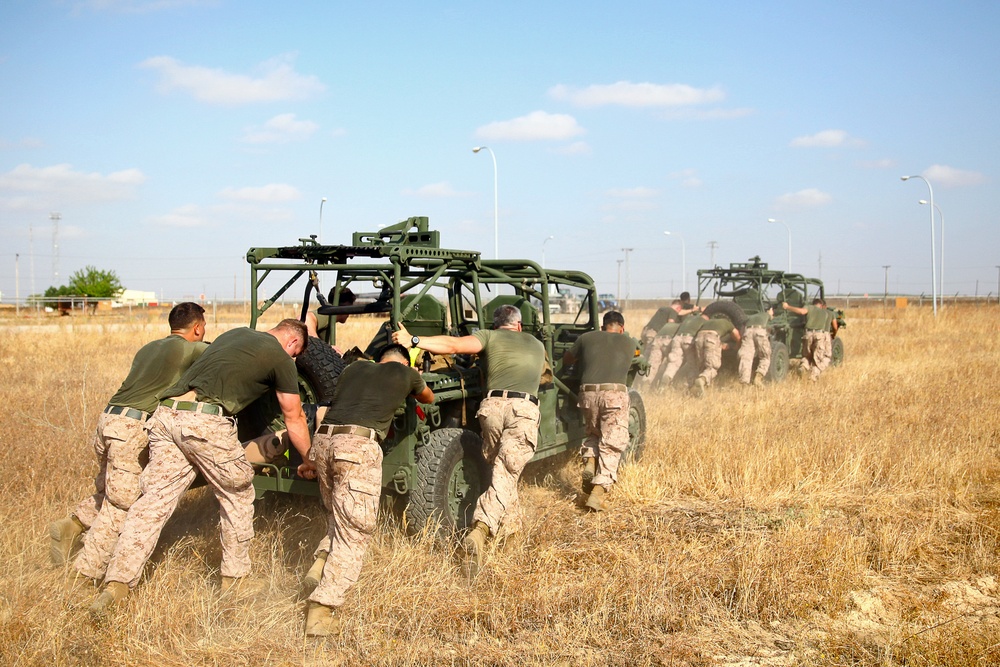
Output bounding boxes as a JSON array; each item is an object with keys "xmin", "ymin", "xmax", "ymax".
[
  {"xmin": 671, "ymin": 299, "xmax": 682, "ymax": 306},
  {"xmin": 679, "ymin": 291, "xmax": 691, "ymax": 302},
  {"xmin": 493, "ymin": 304, "xmax": 522, "ymax": 328},
  {"xmin": 377, "ymin": 343, "xmax": 411, "ymax": 365},
  {"xmin": 275, "ymin": 318, "xmax": 309, "ymax": 352},
  {"xmin": 602, "ymin": 311, "xmax": 625, "ymax": 328},
  {"xmin": 327, "ymin": 286, "xmax": 357, "ymax": 305},
  {"xmin": 168, "ymin": 302, "xmax": 205, "ymax": 330},
  {"xmin": 812, "ymin": 298, "xmax": 825, "ymax": 306}
]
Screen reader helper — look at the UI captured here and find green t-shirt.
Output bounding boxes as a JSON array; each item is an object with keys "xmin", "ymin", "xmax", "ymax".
[
  {"xmin": 656, "ymin": 322, "xmax": 681, "ymax": 338},
  {"xmin": 676, "ymin": 315, "xmax": 705, "ymax": 337},
  {"xmin": 109, "ymin": 335, "xmax": 208, "ymax": 415},
  {"xmin": 746, "ymin": 311, "xmax": 770, "ymax": 328},
  {"xmin": 805, "ymin": 305, "xmax": 829, "ymax": 330},
  {"xmin": 323, "ymin": 360, "xmax": 427, "ymax": 439},
  {"xmin": 472, "ymin": 328, "xmax": 545, "ymax": 395},
  {"xmin": 643, "ymin": 306, "xmax": 680, "ymax": 333},
  {"xmin": 699, "ymin": 316, "xmax": 734, "ymax": 337},
  {"xmin": 162, "ymin": 327, "xmax": 299, "ymax": 415},
  {"xmin": 569, "ymin": 330, "xmax": 638, "ymax": 385}
]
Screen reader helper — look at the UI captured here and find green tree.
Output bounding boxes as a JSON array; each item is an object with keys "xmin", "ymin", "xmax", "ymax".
[{"xmin": 46, "ymin": 266, "xmax": 124, "ymax": 298}]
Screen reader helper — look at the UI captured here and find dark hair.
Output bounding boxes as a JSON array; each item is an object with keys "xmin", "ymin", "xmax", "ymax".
[
  {"xmin": 327, "ymin": 286, "xmax": 357, "ymax": 305},
  {"xmin": 602, "ymin": 311, "xmax": 625, "ymax": 328},
  {"xmin": 812, "ymin": 297, "xmax": 825, "ymax": 306},
  {"xmin": 275, "ymin": 318, "xmax": 309, "ymax": 352},
  {"xmin": 168, "ymin": 302, "xmax": 205, "ymax": 330},
  {"xmin": 377, "ymin": 343, "xmax": 411, "ymax": 365},
  {"xmin": 679, "ymin": 291, "xmax": 691, "ymax": 302},
  {"xmin": 493, "ymin": 304, "xmax": 522, "ymax": 328}
]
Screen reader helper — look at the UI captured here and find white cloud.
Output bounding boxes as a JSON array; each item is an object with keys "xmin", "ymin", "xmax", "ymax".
[
  {"xmin": 773, "ymin": 188, "xmax": 832, "ymax": 210},
  {"xmin": 668, "ymin": 168, "xmax": 703, "ymax": 188},
  {"xmin": 401, "ymin": 182, "xmax": 468, "ymax": 198},
  {"xmin": 603, "ymin": 186, "xmax": 659, "ymax": 212},
  {"xmin": 549, "ymin": 81, "xmax": 725, "ymax": 108},
  {"xmin": 242, "ymin": 113, "xmax": 319, "ymax": 144},
  {"xmin": 921, "ymin": 164, "xmax": 986, "ymax": 188},
  {"xmin": 150, "ymin": 204, "xmax": 209, "ymax": 228},
  {"xmin": 0, "ymin": 137, "xmax": 44, "ymax": 150},
  {"xmin": 218, "ymin": 183, "xmax": 300, "ymax": 202},
  {"xmin": 790, "ymin": 129, "xmax": 866, "ymax": 148},
  {"xmin": 138, "ymin": 54, "xmax": 325, "ymax": 106},
  {"xmin": 0, "ymin": 163, "xmax": 145, "ymax": 211},
  {"xmin": 475, "ymin": 111, "xmax": 585, "ymax": 142}
]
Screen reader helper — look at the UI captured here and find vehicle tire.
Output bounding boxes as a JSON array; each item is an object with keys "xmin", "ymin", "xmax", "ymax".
[
  {"xmin": 407, "ymin": 427, "xmax": 490, "ymax": 537},
  {"xmin": 296, "ymin": 336, "xmax": 346, "ymax": 404},
  {"xmin": 703, "ymin": 300, "xmax": 748, "ymax": 331},
  {"xmin": 766, "ymin": 341, "xmax": 789, "ymax": 383},
  {"xmin": 831, "ymin": 337, "xmax": 845, "ymax": 367},
  {"xmin": 621, "ymin": 389, "xmax": 647, "ymax": 466}
]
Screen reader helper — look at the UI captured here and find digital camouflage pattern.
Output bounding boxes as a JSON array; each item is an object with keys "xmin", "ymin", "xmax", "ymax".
[{"xmin": 578, "ymin": 388, "xmax": 630, "ymax": 488}]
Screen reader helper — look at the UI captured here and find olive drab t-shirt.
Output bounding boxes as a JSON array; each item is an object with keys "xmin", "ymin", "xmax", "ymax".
[
  {"xmin": 472, "ymin": 328, "xmax": 546, "ymax": 395},
  {"xmin": 746, "ymin": 311, "xmax": 770, "ymax": 328},
  {"xmin": 676, "ymin": 315, "xmax": 705, "ymax": 337},
  {"xmin": 109, "ymin": 335, "xmax": 208, "ymax": 415},
  {"xmin": 699, "ymin": 316, "xmax": 734, "ymax": 337},
  {"xmin": 323, "ymin": 360, "xmax": 427, "ymax": 439},
  {"xmin": 162, "ymin": 327, "xmax": 299, "ymax": 415},
  {"xmin": 804, "ymin": 305, "xmax": 830, "ymax": 331},
  {"xmin": 569, "ymin": 330, "xmax": 639, "ymax": 385},
  {"xmin": 643, "ymin": 306, "xmax": 680, "ymax": 333},
  {"xmin": 656, "ymin": 321, "xmax": 681, "ymax": 338}
]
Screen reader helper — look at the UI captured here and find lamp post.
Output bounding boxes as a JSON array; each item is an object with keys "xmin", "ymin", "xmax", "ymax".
[
  {"xmin": 883, "ymin": 265, "xmax": 891, "ymax": 306},
  {"xmin": 901, "ymin": 175, "xmax": 937, "ymax": 316},
  {"xmin": 542, "ymin": 235, "xmax": 555, "ymax": 269},
  {"xmin": 767, "ymin": 218, "xmax": 791, "ymax": 272},
  {"xmin": 472, "ymin": 146, "xmax": 498, "ymax": 259},
  {"xmin": 919, "ymin": 199, "xmax": 944, "ymax": 306},
  {"xmin": 319, "ymin": 197, "xmax": 327, "ymax": 244},
  {"xmin": 664, "ymin": 230, "xmax": 686, "ymax": 294}
]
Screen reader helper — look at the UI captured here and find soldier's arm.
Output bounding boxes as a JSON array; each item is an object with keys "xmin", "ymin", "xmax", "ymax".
[
  {"xmin": 782, "ymin": 302, "xmax": 808, "ymax": 316},
  {"xmin": 393, "ymin": 323, "xmax": 483, "ymax": 355},
  {"xmin": 276, "ymin": 390, "xmax": 315, "ymax": 479},
  {"xmin": 414, "ymin": 386, "xmax": 435, "ymax": 404}
]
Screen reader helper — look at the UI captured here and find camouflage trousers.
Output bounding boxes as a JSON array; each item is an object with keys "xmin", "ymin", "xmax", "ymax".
[
  {"xmin": 641, "ymin": 334, "xmax": 673, "ymax": 388},
  {"xmin": 308, "ymin": 432, "xmax": 382, "ymax": 609},
  {"xmin": 74, "ymin": 411, "xmax": 150, "ymax": 580},
  {"xmin": 738, "ymin": 326, "xmax": 771, "ymax": 384},
  {"xmin": 801, "ymin": 331, "xmax": 832, "ymax": 379},
  {"xmin": 578, "ymin": 388, "xmax": 630, "ymax": 488},
  {"xmin": 105, "ymin": 406, "xmax": 255, "ymax": 588},
  {"xmin": 694, "ymin": 330, "xmax": 723, "ymax": 385},
  {"xmin": 662, "ymin": 334, "xmax": 694, "ymax": 384},
  {"xmin": 473, "ymin": 396, "xmax": 540, "ymax": 537}
]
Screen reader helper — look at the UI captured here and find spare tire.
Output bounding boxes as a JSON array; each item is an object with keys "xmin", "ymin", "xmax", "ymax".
[
  {"xmin": 702, "ymin": 300, "xmax": 748, "ymax": 332},
  {"xmin": 296, "ymin": 335, "xmax": 346, "ymax": 404}
]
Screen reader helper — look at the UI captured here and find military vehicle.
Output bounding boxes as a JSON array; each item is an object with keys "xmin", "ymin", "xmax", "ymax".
[
  {"xmin": 693, "ymin": 256, "xmax": 846, "ymax": 382},
  {"xmin": 242, "ymin": 216, "xmax": 647, "ymax": 535}
]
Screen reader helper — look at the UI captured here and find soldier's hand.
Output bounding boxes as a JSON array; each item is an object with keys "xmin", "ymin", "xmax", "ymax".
[
  {"xmin": 392, "ymin": 324, "xmax": 411, "ymax": 347},
  {"xmin": 297, "ymin": 461, "xmax": 317, "ymax": 480}
]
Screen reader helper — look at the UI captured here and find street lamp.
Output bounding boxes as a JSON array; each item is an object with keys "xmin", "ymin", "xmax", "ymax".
[
  {"xmin": 542, "ymin": 235, "xmax": 555, "ymax": 269},
  {"xmin": 919, "ymin": 199, "xmax": 944, "ymax": 306},
  {"xmin": 901, "ymin": 175, "xmax": 937, "ymax": 316},
  {"xmin": 472, "ymin": 146, "xmax": 498, "ymax": 259},
  {"xmin": 883, "ymin": 265, "xmax": 891, "ymax": 306},
  {"xmin": 319, "ymin": 197, "xmax": 327, "ymax": 244},
  {"xmin": 767, "ymin": 218, "xmax": 791, "ymax": 272},
  {"xmin": 664, "ymin": 230, "xmax": 686, "ymax": 294}
]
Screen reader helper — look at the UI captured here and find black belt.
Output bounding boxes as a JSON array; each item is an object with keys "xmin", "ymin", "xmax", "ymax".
[
  {"xmin": 160, "ymin": 398, "xmax": 224, "ymax": 416},
  {"xmin": 485, "ymin": 390, "xmax": 539, "ymax": 405},
  {"xmin": 316, "ymin": 423, "xmax": 381, "ymax": 442},
  {"xmin": 580, "ymin": 383, "xmax": 627, "ymax": 392},
  {"xmin": 104, "ymin": 405, "xmax": 148, "ymax": 421}
]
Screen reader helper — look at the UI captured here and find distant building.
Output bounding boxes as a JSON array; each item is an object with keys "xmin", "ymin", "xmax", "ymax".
[{"xmin": 114, "ymin": 289, "xmax": 158, "ymax": 307}]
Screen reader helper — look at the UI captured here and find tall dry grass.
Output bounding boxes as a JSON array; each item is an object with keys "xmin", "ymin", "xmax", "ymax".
[{"xmin": 1, "ymin": 305, "xmax": 999, "ymax": 666}]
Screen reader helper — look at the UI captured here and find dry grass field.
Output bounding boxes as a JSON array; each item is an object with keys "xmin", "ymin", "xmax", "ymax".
[{"xmin": 1, "ymin": 305, "xmax": 999, "ymax": 666}]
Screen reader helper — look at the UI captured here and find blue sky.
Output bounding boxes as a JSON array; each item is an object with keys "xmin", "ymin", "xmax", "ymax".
[{"xmin": 1, "ymin": 1, "xmax": 997, "ymax": 302}]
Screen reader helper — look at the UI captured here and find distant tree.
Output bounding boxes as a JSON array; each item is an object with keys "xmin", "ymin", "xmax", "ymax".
[{"xmin": 44, "ymin": 266, "xmax": 124, "ymax": 299}]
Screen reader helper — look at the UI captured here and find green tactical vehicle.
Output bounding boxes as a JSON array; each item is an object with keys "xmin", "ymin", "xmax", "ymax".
[
  {"xmin": 242, "ymin": 216, "xmax": 647, "ymax": 535},
  {"xmin": 694, "ymin": 256, "xmax": 846, "ymax": 382}
]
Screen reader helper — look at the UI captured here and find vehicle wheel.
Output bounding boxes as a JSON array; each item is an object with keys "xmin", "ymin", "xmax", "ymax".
[
  {"xmin": 296, "ymin": 336, "xmax": 346, "ymax": 404},
  {"xmin": 407, "ymin": 428, "xmax": 489, "ymax": 537},
  {"xmin": 703, "ymin": 300, "xmax": 748, "ymax": 331},
  {"xmin": 622, "ymin": 389, "xmax": 647, "ymax": 465},
  {"xmin": 766, "ymin": 341, "xmax": 789, "ymax": 383},
  {"xmin": 831, "ymin": 337, "xmax": 845, "ymax": 366}
]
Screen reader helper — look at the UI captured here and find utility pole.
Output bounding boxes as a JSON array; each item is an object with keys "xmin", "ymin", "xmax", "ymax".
[
  {"xmin": 818, "ymin": 251, "xmax": 822, "ymax": 281},
  {"xmin": 621, "ymin": 248, "xmax": 634, "ymax": 304},
  {"xmin": 996, "ymin": 266, "xmax": 1000, "ymax": 306},
  {"xmin": 50, "ymin": 212, "xmax": 61, "ymax": 283},
  {"xmin": 15, "ymin": 253, "xmax": 19, "ymax": 316},
  {"xmin": 883, "ymin": 265, "xmax": 891, "ymax": 306},
  {"xmin": 707, "ymin": 241, "xmax": 718, "ymax": 268},
  {"xmin": 616, "ymin": 259, "xmax": 624, "ymax": 303}
]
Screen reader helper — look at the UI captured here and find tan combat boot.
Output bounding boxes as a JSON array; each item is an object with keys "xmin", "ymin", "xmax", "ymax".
[
  {"xmin": 49, "ymin": 516, "xmax": 85, "ymax": 566},
  {"xmin": 89, "ymin": 581, "xmax": 129, "ymax": 620},
  {"xmin": 753, "ymin": 371, "xmax": 765, "ymax": 388},
  {"xmin": 461, "ymin": 521, "xmax": 490, "ymax": 579},
  {"xmin": 304, "ymin": 601, "xmax": 341, "ymax": 637},
  {"xmin": 585, "ymin": 485, "xmax": 607, "ymax": 512},
  {"xmin": 302, "ymin": 551, "xmax": 328, "ymax": 592},
  {"xmin": 691, "ymin": 377, "xmax": 707, "ymax": 398},
  {"xmin": 581, "ymin": 457, "xmax": 597, "ymax": 494}
]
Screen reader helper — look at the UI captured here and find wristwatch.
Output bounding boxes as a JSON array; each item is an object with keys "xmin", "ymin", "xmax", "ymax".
[{"xmin": 411, "ymin": 335, "xmax": 421, "ymax": 348}]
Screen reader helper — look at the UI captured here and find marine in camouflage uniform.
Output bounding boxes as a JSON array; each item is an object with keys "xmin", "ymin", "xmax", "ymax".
[
  {"xmin": 562, "ymin": 311, "xmax": 639, "ymax": 511},
  {"xmin": 661, "ymin": 312, "xmax": 705, "ymax": 387},
  {"xmin": 783, "ymin": 299, "xmax": 836, "ymax": 382},
  {"xmin": 90, "ymin": 320, "xmax": 313, "ymax": 618},
  {"xmin": 738, "ymin": 307, "xmax": 773, "ymax": 386},
  {"xmin": 692, "ymin": 314, "xmax": 741, "ymax": 396},
  {"xmin": 48, "ymin": 303, "xmax": 207, "ymax": 578},
  {"xmin": 303, "ymin": 344, "xmax": 433, "ymax": 637},
  {"xmin": 395, "ymin": 303, "xmax": 545, "ymax": 577}
]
